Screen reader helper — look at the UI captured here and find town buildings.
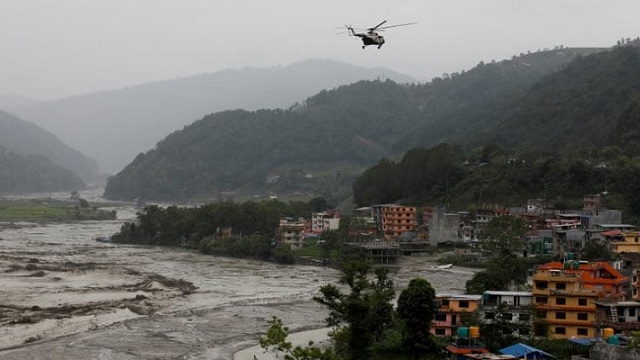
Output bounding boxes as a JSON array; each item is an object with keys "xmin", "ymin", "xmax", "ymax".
[
  {"xmin": 379, "ymin": 204, "xmax": 417, "ymax": 239},
  {"xmin": 532, "ymin": 260, "xmax": 628, "ymax": 339},
  {"xmin": 432, "ymin": 294, "xmax": 482, "ymax": 337},
  {"xmin": 595, "ymin": 301, "xmax": 640, "ymax": 335},
  {"xmin": 479, "ymin": 291, "xmax": 533, "ymax": 338},
  {"xmin": 275, "ymin": 218, "xmax": 306, "ymax": 249}
]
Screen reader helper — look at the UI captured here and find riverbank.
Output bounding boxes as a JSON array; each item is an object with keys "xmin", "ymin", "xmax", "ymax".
[
  {"xmin": 0, "ymin": 209, "xmax": 477, "ymax": 359},
  {"xmin": 0, "ymin": 199, "xmax": 117, "ymax": 222}
]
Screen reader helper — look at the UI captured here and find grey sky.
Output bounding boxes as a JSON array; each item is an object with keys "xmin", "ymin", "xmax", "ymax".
[{"xmin": 1, "ymin": 0, "xmax": 638, "ymax": 100}]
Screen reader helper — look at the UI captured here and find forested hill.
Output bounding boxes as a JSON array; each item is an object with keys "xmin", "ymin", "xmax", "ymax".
[
  {"xmin": 9, "ymin": 59, "xmax": 415, "ymax": 174},
  {"xmin": 104, "ymin": 80, "xmax": 421, "ymax": 202},
  {"xmin": 105, "ymin": 43, "xmax": 640, "ymax": 203},
  {"xmin": 403, "ymin": 44, "xmax": 640, "ymax": 151},
  {"xmin": 0, "ymin": 110, "xmax": 97, "ymax": 185},
  {"xmin": 0, "ymin": 145, "xmax": 85, "ymax": 193}
]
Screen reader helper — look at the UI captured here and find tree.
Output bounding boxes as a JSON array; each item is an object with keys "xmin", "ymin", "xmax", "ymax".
[
  {"xmin": 465, "ymin": 255, "xmax": 529, "ymax": 293},
  {"xmin": 396, "ymin": 278, "xmax": 437, "ymax": 359},
  {"xmin": 260, "ymin": 316, "xmax": 338, "ymax": 360},
  {"xmin": 479, "ymin": 215, "xmax": 528, "ymax": 256},
  {"xmin": 581, "ymin": 241, "xmax": 613, "ymax": 261},
  {"xmin": 313, "ymin": 261, "xmax": 395, "ymax": 360}
]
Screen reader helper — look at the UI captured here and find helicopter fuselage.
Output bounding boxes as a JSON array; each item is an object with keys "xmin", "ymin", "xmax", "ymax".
[
  {"xmin": 343, "ymin": 20, "xmax": 414, "ymax": 49},
  {"xmin": 355, "ymin": 31, "xmax": 385, "ymax": 49}
]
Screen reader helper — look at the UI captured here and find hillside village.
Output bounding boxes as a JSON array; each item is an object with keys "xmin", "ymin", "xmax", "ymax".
[{"xmin": 274, "ymin": 193, "xmax": 640, "ymax": 359}]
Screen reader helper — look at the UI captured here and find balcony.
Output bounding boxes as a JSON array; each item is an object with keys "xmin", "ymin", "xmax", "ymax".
[
  {"xmin": 550, "ymin": 289, "xmax": 599, "ymax": 297},
  {"xmin": 599, "ymin": 319, "xmax": 640, "ymax": 331}
]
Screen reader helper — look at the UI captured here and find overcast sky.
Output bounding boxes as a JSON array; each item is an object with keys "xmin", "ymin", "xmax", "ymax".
[{"xmin": 1, "ymin": 0, "xmax": 638, "ymax": 100}]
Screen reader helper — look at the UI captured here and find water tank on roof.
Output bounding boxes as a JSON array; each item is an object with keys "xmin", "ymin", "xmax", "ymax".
[
  {"xmin": 457, "ymin": 326, "xmax": 469, "ymax": 338},
  {"xmin": 469, "ymin": 326, "xmax": 480, "ymax": 338},
  {"xmin": 603, "ymin": 328, "xmax": 614, "ymax": 338}
]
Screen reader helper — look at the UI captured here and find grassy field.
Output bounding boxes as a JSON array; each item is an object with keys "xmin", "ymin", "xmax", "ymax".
[{"xmin": 0, "ymin": 201, "xmax": 117, "ymax": 222}]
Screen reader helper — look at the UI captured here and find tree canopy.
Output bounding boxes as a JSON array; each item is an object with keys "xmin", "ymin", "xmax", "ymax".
[{"xmin": 103, "ymin": 44, "xmax": 640, "ymax": 204}]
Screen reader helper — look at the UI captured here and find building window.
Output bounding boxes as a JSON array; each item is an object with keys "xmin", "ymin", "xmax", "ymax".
[
  {"xmin": 556, "ymin": 298, "xmax": 566, "ymax": 305},
  {"xmin": 435, "ymin": 328, "xmax": 446, "ymax": 336},
  {"xmin": 578, "ymin": 298, "xmax": 588, "ymax": 306},
  {"xmin": 630, "ymin": 308, "xmax": 637, "ymax": 317},
  {"xmin": 555, "ymin": 312, "xmax": 566, "ymax": 320},
  {"xmin": 459, "ymin": 301, "xmax": 469, "ymax": 308},
  {"xmin": 441, "ymin": 300, "xmax": 450, "ymax": 306},
  {"xmin": 519, "ymin": 313, "xmax": 530, "ymax": 321},
  {"xmin": 502, "ymin": 313, "xmax": 513, "ymax": 321},
  {"xmin": 435, "ymin": 313, "xmax": 447, "ymax": 322},
  {"xmin": 535, "ymin": 296, "xmax": 548, "ymax": 305},
  {"xmin": 577, "ymin": 313, "xmax": 589, "ymax": 321},
  {"xmin": 556, "ymin": 282, "xmax": 566, "ymax": 290},
  {"xmin": 577, "ymin": 328, "xmax": 589, "ymax": 336},
  {"xmin": 555, "ymin": 327, "xmax": 566, "ymax": 335},
  {"xmin": 485, "ymin": 312, "xmax": 495, "ymax": 320},
  {"xmin": 535, "ymin": 281, "xmax": 548, "ymax": 290}
]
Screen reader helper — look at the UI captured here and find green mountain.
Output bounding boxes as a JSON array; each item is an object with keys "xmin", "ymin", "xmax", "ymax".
[
  {"xmin": 10, "ymin": 59, "xmax": 415, "ymax": 174},
  {"xmin": 0, "ymin": 110, "xmax": 98, "ymax": 183},
  {"xmin": 105, "ymin": 43, "xmax": 640, "ymax": 203},
  {"xmin": 0, "ymin": 144, "xmax": 85, "ymax": 193},
  {"xmin": 354, "ymin": 43, "xmax": 640, "ymax": 213}
]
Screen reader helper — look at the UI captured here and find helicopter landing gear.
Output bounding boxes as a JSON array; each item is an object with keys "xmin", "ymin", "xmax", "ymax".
[{"xmin": 362, "ymin": 45, "xmax": 366, "ymax": 49}]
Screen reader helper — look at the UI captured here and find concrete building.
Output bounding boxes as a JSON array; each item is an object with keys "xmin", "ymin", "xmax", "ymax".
[
  {"xmin": 480, "ymin": 291, "xmax": 533, "ymax": 337},
  {"xmin": 532, "ymin": 261, "xmax": 628, "ymax": 339},
  {"xmin": 429, "ymin": 208, "xmax": 462, "ymax": 247},
  {"xmin": 310, "ymin": 210, "xmax": 340, "ymax": 234},
  {"xmin": 380, "ymin": 204, "xmax": 417, "ymax": 239},
  {"xmin": 595, "ymin": 301, "xmax": 640, "ymax": 335},
  {"xmin": 609, "ymin": 230, "xmax": 640, "ymax": 254},
  {"xmin": 275, "ymin": 218, "xmax": 306, "ymax": 250},
  {"xmin": 432, "ymin": 294, "xmax": 482, "ymax": 337}
]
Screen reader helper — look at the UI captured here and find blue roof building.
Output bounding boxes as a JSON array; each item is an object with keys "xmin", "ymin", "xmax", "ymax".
[{"xmin": 499, "ymin": 343, "xmax": 555, "ymax": 360}]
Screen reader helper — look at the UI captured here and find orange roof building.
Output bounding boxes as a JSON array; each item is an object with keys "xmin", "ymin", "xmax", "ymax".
[{"xmin": 532, "ymin": 260, "xmax": 628, "ymax": 339}]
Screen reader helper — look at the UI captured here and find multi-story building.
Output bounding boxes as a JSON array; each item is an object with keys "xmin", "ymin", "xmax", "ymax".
[
  {"xmin": 631, "ymin": 268, "xmax": 640, "ymax": 301},
  {"xmin": 432, "ymin": 294, "xmax": 482, "ymax": 337},
  {"xmin": 310, "ymin": 210, "xmax": 340, "ymax": 234},
  {"xmin": 479, "ymin": 291, "xmax": 533, "ymax": 337},
  {"xmin": 275, "ymin": 218, "xmax": 306, "ymax": 249},
  {"xmin": 532, "ymin": 261, "xmax": 628, "ymax": 339},
  {"xmin": 609, "ymin": 230, "xmax": 640, "ymax": 254},
  {"xmin": 429, "ymin": 209, "xmax": 462, "ymax": 246},
  {"xmin": 583, "ymin": 194, "xmax": 602, "ymax": 214},
  {"xmin": 595, "ymin": 301, "xmax": 640, "ymax": 335},
  {"xmin": 380, "ymin": 204, "xmax": 417, "ymax": 239},
  {"xmin": 532, "ymin": 268, "xmax": 599, "ymax": 339}
]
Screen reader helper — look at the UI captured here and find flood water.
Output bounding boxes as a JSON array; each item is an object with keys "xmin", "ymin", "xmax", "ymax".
[{"xmin": 0, "ymin": 190, "xmax": 476, "ymax": 360}]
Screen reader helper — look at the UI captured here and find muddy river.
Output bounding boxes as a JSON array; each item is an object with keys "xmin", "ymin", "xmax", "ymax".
[{"xmin": 0, "ymin": 191, "xmax": 476, "ymax": 359}]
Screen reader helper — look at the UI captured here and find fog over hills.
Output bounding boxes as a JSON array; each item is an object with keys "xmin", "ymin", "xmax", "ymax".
[
  {"xmin": 0, "ymin": 94, "xmax": 41, "ymax": 109},
  {"xmin": 9, "ymin": 59, "xmax": 416, "ymax": 174},
  {"xmin": 0, "ymin": 110, "xmax": 98, "ymax": 183}
]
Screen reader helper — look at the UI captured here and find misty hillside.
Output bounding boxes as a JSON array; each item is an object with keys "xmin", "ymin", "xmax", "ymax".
[
  {"xmin": 0, "ymin": 144, "xmax": 85, "ymax": 193},
  {"xmin": 0, "ymin": 110, "xmax": 98, "ymax": 183},
  {"xmin": 0, "ymin": 94, "xmax": 41, "ymax": 109},
  {"xmin": 103, "ymin": 45, "xmax": 628, "ymax": 203},
  {"xmin": 9, "ymin": 59, "xmax": 415, "ymax": 174}
]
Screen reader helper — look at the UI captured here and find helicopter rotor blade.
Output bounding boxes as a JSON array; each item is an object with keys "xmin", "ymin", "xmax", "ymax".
[
  {"xmin": 369, "ymin": 20, "xmax": 387, "ymax": 31},
  {"xmin": 377, "ymin": 22, "xmax": 417, "ymax": 30}
]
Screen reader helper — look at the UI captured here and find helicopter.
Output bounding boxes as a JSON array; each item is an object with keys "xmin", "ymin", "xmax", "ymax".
[{"xmin": 343, "ymin": 20, "xmax": 416, "ymax": 49}]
